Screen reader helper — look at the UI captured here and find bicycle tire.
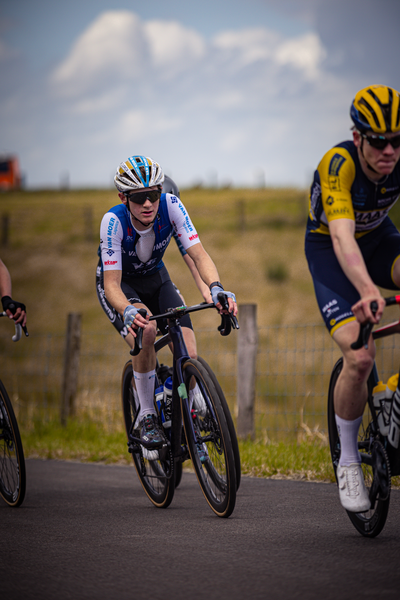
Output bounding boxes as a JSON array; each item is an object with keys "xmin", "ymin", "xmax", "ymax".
[
  {"xmin": 174, "ymin": 459, "xmax": 183, "ymax": 488},
  {"xmin": 0, "ymin": 379, "xmax": 26, "ymax": 507},
  {"xmin": 181, "ymin": 359, "xmax": 236, "ymax": 518},
  {"xmin": 197, "ymin": 356, "xmax": 241, "ymax": 491},
  {"xmin": 121, "ymin": 361, "xmax": 175, "ymax": 509},
  {"xmin": 327, "ymin": 358, "xmax": 390, "ymax": 537}
]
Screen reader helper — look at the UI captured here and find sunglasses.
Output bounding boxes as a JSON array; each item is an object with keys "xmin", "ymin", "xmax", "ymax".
[
  {"xmin": 361, "ymin": 132, "xmax": 400, "ymax": 150},
  {"xmin": 125, "ymin": 189, "xmax": 161, "ymax": 205}
]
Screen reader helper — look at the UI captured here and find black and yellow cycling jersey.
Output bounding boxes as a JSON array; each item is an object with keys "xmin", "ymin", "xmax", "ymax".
[{"xmin": 307, "ymin": 140, "xmax": 400, "ymax": 237}]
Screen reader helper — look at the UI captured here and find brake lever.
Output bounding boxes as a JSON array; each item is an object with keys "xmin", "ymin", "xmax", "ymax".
[
  {"xmin": 2, "ymin": 306, "xmax": 29, "ymax": 339},
  {"xmin": 217, "ymin": 292, "xmax": 239, "ymax": 336},
  {"xmin": 218, "ymin": 313, "xmax": 232, "ymax": 337},
  {"xmin": 129, "ymin": 308, "xmax": 148, "ymax": 356},
  {"xmin": 350, "ymin": 301, "xmax": 378, "ymax": 350}
]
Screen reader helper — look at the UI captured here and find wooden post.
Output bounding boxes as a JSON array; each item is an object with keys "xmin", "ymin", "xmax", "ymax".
[
  {"xmin": 61, "ymin": 313, "xmax": 82, "ymax": 426},
  {"xmin": 2, "ymin": 213, "xmax": 9, "ymax": 247},
  {"xmin": 237, "ymin": 304, "xmax": 258, "ymax": 439}
]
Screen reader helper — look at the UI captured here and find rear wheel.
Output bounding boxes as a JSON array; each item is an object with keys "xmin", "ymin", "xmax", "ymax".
[
  {"xmin": 121, "ymin": 361, "xmax": 175, "ymax": 509},
  {"xmin": 181, "ymin": 359, "xmax": 236, "ymax": 518},
  {"xmin": 197, "ymin": 356, "xmax": 241, "ymax": 490},
  {"xmin": 0, "ymin": 380, "xmax": 26, "ymax": 507},
  {"xmin": 327, "ymin": 359, "xmax": 390, "ymax": 537}
]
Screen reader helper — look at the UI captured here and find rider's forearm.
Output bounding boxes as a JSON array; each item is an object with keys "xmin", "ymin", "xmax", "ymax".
[
  {"xmin": 182, "ymin": 254, "xmax": 212, "ymax": 302},
  {"xmin": 330, "ymin": 222, "xmax": 380, "ymax": 298},
  {"xmin": 0, "ymin": 259, "xmax": 12, "ymax": 298},
  {"xmin": 186, "ymin": 244, "xmax": 220, "ymax": 289},
  {"xmin": 103, "ymin": 271, "xmax": 131, "ymax": 316}
]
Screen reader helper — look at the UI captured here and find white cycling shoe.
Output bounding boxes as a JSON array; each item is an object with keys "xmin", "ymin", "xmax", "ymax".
[{"xmin": 337, "ymin": 463, "xmax": 371, "ymax": 513}]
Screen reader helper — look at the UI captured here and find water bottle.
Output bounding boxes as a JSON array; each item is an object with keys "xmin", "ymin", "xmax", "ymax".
[
  {"xmin": 372, "ymin": 380, "xmax": 387, "ymax": 426},
  {"xmin": 379, "ymin": 374, "xmax": 398, "ymax": 436},
  {"xmin": 162, "ymin": 377, "xmax": 173, "ymax": 429},
  {"xmin": 155, "ymin": 384, "xmax": 165, "ymax": 425},
  {"xmin": 388, "ymin": 379, "xmax": 400, "ymax": 449}
]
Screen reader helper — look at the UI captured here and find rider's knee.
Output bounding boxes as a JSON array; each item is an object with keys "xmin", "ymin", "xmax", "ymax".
[
  {"xmin": 142, "ymin": 323, "xmax": 157, "ymax": 346},
  {"xmin": 188, "ymin": 346, "xmax": 197, "ymax": 360},
  {"xmin": 347, "ymin": 348, "xmax": 374, "ymax": 379},
  {"xmin": 182, "ymin": 327, "xmax": 197, "ymax": 359}
]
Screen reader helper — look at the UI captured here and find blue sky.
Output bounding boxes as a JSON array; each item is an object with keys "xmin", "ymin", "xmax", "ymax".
[{"xmin": 1, "ymin": 0, "xmax": 400, "ymax": 189}]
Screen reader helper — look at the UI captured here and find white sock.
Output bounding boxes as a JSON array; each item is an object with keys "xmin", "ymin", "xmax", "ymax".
[
  {"xmin": 134, "ymin": 370, "xmax": 156, "ymax": 419},
  {"xmin": 188, "ymin": 383, "xmax": 200, "ymax": 411},
  {"xmin": 335, "ymin": 414, "xmax": 363, "ymax": 466}
]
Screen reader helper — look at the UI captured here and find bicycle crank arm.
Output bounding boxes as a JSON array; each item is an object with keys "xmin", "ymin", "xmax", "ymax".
[{"xmin": 128, "ymin": 434, "xmax": 170, "ymax": 451}]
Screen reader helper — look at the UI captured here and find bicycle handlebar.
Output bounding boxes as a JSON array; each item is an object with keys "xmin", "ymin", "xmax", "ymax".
[
  {"xmin": 130, "ymin": 293, "xmax": 239, "ymax": 356},
  {"xmin": 351, "ymin": 296, "xmax": 400, "ymax": 350},
  {"xmin": 0, "ymin": 310, "xmax": 29, "ymax": 341}
]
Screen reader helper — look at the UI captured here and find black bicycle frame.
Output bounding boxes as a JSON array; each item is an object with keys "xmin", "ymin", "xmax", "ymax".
[
  {"xmin": 154, "ymin": 316, "xmax": 219, "ymax": 461},
  {"xmin": 354, "ymin": 302, "xmax": 400, "ymax": 477}
]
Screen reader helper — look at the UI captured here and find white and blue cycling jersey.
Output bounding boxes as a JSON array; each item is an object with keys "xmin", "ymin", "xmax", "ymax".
[{"xmin": 99, "ymin": 193, "xmax": 199, "ymax": 277}]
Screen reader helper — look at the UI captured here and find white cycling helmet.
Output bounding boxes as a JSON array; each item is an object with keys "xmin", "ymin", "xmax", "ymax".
[{"xmin": 114, "ymin": 155, "xmax": 164, "ymax": 193}]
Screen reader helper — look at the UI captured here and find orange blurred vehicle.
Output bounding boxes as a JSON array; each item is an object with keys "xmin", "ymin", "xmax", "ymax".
[{"xmin": 0, "ymin": 156, "xmax": 21, "ymax": 190}]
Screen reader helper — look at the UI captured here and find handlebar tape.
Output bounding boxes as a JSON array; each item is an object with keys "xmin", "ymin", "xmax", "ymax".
[{"xmin": 130, "ymin": 308, "xmax": 148, "ymax": 356}]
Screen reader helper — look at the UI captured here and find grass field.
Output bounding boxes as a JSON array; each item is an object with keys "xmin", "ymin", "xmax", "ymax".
[
  {"xmin": 2, "ymin": 186, "xmax": 400, "ymax": 483},
  {"xmin": 0, "ymin": 186, "xmax": 315, "ymax": 335}
]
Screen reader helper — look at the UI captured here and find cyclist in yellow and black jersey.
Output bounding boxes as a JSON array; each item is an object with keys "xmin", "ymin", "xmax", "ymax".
[
  {"xmin": 305, "ymin": 85, "xmax": 400, "ymax": 513},
  {"xmin": 308, "ymin": 139, "xmax": 400, "ymax": 239}
]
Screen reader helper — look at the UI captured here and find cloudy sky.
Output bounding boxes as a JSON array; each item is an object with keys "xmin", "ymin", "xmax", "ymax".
[{"xmin": 1, "ymin": 0, "xmax": 400, "ymax": 189}]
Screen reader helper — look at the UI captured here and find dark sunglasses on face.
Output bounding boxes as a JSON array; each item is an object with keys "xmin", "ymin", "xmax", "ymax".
[
  {"xmin": 361, "ymin": 132, "xmax": 400, "ymax": 150},
  {"xmin": 125, "ymin": 189, "xmax": 161, "ymax": 205}
]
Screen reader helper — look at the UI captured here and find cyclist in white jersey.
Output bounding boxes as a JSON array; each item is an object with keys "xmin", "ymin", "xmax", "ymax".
[
  {"xmin": 162, "ymin": 174, "xmax": 211, "ymax": 303},
  {"xmin": 97, "ymin": 155, "xmax": 237, "ymax": 448}
]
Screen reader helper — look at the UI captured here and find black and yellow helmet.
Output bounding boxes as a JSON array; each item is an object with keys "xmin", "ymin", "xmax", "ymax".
[{"xmin": 350, "ymin": 85, "xmax": 400, "ymax": 134}]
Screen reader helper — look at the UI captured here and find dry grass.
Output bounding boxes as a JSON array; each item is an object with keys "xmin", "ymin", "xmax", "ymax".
[{"xmin": 0, "ymin": 186, "xmax": 314, "ymax": 337}]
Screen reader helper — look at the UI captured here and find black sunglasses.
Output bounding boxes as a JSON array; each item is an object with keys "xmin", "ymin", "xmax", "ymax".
[
  {"xmin": 361, "ymin": 132, "xmax": 400, "ymax": 150},
  {"xmin": 125, "ymin": 189, "xmax": 161, "ymax": 205}
]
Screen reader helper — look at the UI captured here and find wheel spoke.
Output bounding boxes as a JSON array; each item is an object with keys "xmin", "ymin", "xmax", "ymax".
[{"xmin": 0, "ymin": 382, "xmax": 25, "ymax": 507}]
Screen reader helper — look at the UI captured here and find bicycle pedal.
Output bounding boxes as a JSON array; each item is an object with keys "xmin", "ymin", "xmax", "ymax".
[{"xmin": 127, "ymin": 441, "xmax": 140, "ymax": 454}]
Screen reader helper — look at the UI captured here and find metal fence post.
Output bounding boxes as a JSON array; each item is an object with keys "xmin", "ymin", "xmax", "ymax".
[
  {"xmin": 61, "ymin": 312, "xmax": 81, "ymax": 426},
  {"xmin": 237, "ymin": 303, "xmax": 258, "ymax": 439}
]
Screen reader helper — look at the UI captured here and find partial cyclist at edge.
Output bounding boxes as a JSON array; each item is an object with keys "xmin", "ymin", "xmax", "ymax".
[
  {"xmin": 305, "ymin": 85, "xmax": 400, "ymax": 513},
  {"xmin": 96, "ymin": 155, "xmax": 237, "ymax": 450},
  {"xmin": 0, "ymin": 258, "xmax": 27, "ymax": 327}
]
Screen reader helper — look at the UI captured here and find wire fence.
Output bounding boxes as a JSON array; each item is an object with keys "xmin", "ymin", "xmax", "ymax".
[{"xmin": 1, "ymin": 323, "xmax": 399, "ymax": 440}]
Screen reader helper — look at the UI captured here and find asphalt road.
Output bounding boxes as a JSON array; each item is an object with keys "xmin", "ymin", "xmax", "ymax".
[{"xmin": 1, "ymin": 459, "xmax": 400, "ymax": 600}]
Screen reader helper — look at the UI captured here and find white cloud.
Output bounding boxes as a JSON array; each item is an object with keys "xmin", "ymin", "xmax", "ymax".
[
  {"xmin": 275, "ymin": 33, "xmax": 326, "ymax": 79},
  {"xmin": 1, "ymin": 8, "xmax": 359, "ymax": 188},
  {"xmin": 144, "ymin": 19, "xmax": 206, "ymax": 72},
  {"xmin": 118, "ymin": 108, "xmax": 183, "ymax": 142},
  {"xmin": 213, "ymin": 28, "xmax": 280, "ymax": 67},
  {"xmin": 51, "ymin": 11, "xmax": 149, "ymax": 97}
]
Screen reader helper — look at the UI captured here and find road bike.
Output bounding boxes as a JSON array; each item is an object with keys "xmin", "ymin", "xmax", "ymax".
[
  {"xmin": 0, "ymin": 312, "xmax": 28, "ymax": 507},
  {"xmin": 121, "ymin": 295, "xmax": 240, "ymax": 518},
  {"xmin": 327, "ymin": 296, "xmax": 400, "ymax": 537}
]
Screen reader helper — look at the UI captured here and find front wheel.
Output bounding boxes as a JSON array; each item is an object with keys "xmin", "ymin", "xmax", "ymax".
[
  {"xmin": 181, "ymin": 359, "xmax": 236, "ymax": 518},
  {"xmin": 121, "ymin": 361, "xmax": 175, "ymax": 509},
  {"xmin": 197, "ymin": 356, "xmax": 241, "ymax": 491},
  {"xmin": 327, "ymin": 358, "xmax": 390, "ymax": 538},
  {"xmin": 0, "ymin": 380, "xmax": 26, "ymax": 507}
]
